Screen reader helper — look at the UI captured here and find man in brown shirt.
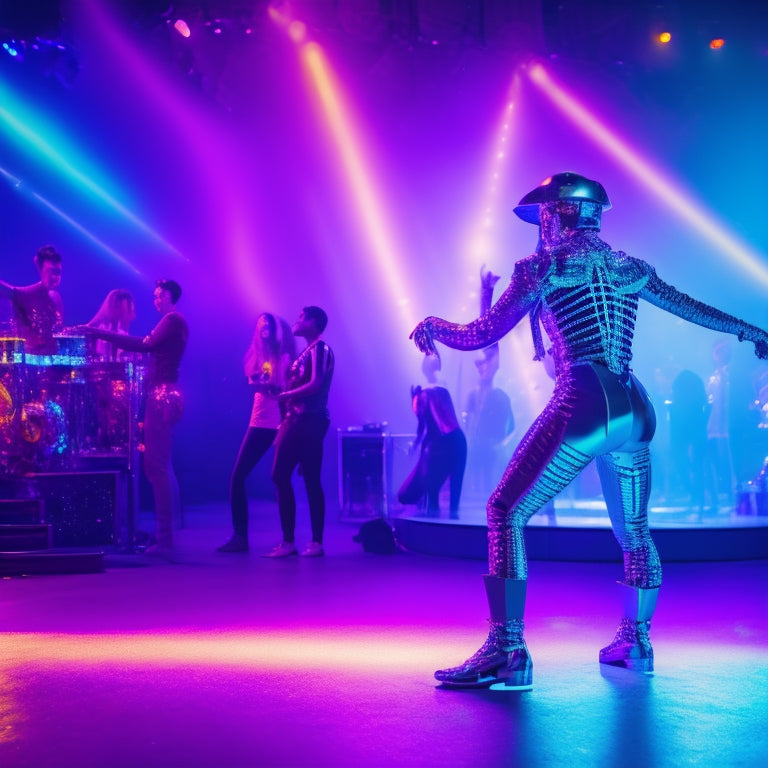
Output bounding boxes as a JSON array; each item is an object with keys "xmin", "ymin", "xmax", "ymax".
[{"xmin": 81, "ymin": 279, "xmax": 188, "ymax": 555}]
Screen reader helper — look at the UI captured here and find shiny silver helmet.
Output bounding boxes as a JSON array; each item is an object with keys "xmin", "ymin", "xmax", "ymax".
[{"xmin": 513, "ymin": 172, "xmax": 611, "ymax": 229}]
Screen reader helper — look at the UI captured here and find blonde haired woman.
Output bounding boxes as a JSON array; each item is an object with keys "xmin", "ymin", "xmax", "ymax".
[
  {"xmin": 87, "ymin": 289, "xmax": 135, "ymax": 361},
  {"xmin": 218, "ymin": 313, "xmax": 296, "ymax": 552}
]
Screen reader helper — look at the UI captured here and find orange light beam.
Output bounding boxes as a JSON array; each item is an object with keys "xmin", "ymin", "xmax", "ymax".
[{"xmin": 300, "ymin": 42, "xmax": 417, "ymax": 335}]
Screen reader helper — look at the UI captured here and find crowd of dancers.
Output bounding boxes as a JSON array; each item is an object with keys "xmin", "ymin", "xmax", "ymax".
[{"xmin": 1, "ymin": 248, "xmax": 334, "ymax": 559}]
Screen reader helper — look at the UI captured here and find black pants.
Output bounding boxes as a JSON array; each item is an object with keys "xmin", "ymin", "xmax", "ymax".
[
  {"xmin": 271, "ymin": 413, "xmax": 330, "ymax": 544},
  {"xmin": 230, "ymin": 427, "xmax": 277, "ymax": 537},
  {"xmin": 398, "ymin": 429, "xmax": 467, "ymax": 516}
]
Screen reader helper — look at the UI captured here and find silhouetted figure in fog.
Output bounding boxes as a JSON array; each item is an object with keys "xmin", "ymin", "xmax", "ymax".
[
  {"xmin": 398, "ymin": 385, "xmax": 467, "ymax": 518},
  {"xmin": 705, "ymin": 339, "xmax": 734, "ymax": 507},
  {"xmin": 465, "ymin": 268, "xmax": 515, "ymax": 498},
  {"xmin": 668, "ymin": 369, "xmax": 708, "ymax": 509}
]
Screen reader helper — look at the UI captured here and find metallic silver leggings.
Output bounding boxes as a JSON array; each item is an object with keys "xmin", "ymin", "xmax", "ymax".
[{"xmin": 487, "ymin": 362, "xmax": 662, "ymax": 588}]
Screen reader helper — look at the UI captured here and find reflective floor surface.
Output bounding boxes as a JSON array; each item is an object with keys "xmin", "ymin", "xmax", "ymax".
[{"xmin": 1, "ymin": 501, "xmax": 767, "ymax": 768}]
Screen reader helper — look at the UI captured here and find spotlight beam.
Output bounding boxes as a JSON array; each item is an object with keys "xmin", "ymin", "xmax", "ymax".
[
  {"xmin": 527, "ymin": 63, "xmax": 768, "ymax": 287},
  {"xmin": 464, "ymin": 73, "xmax": 521, "ymax": 274},
  {"xmin": 82, "ymin": 0, "xmax": 286, "ymax": 309},
  {"xmin": 0, "ymin": 82, "xmax": 178, "ymax": 259},
  {"xmin": 0, "ymin": 166, "xmax": 141, "ymax": 274},
  {"xmin": 0, "ymin": 628, "xmax": 441, "ymax": 670},
  {"xmin": 297, "ymin": 39, "xmax": 417, "ymax": 336}
]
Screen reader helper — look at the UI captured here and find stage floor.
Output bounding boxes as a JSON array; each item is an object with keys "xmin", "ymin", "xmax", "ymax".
[
  {"xmin": 1, "ymin": 501, "xmax": 767, "ymax": 768},
  {"xmin": 389, "ymin": 489, "xmax": 768, "ymax": 562}
]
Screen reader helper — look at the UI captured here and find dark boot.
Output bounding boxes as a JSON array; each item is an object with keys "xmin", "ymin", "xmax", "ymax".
[
  {"xmin": 434, "ymin": 575, "xmax": 533, "ymax": 690},
  {"xmin": 599, "ymin": 583, "xmax": 659, "ymax": 672}
]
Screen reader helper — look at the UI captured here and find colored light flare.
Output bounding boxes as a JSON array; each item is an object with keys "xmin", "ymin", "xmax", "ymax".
[
  {"xmin": 0, "ymin": 165, "xmax": 140, "ymax": 274},
  {"xmin": 657, "ymin": 32, "xmax": 672, "ymax": 45},
  {"xmin": 463, "ymin": 74, "xmax": 521, "ymax": 283},
  {"xmin": 0, "ymin": 628, "xmax": 439, "ymax": 669},
  {"xmin": 2, "ymin": 41, "xmax": 21, "ymax": 57},
  {"xmin": 173, "ymin": 19, "xmax": 191, "ymax": 38},
  {"xmin": 81, "ymin": 0, "xmax": 276, "ymax": 310},
  {"xmin": 0, "ymin": 80, "xmax": 177, "ymax": 263},
  {"xmin": 526, "ymin": 62, "xmax": 768, "ymax": 287},
  {"xmin": 289, "ymin": 20, "xmax": 307, "ymax": 43},
  {"xmin": 270, "ymin": 5, "xmax": 417, "ymax": 338},
  {"xmin": 710, "ymin": 38, "xmax": 725, "ymax": 50},
  {"xmin": 455, "ymin": 72, "xmax": 553, "ymax": 425}
]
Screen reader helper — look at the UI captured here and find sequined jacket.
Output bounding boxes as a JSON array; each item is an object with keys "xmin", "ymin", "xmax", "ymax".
[{"xmin": 415, "ymin": 231, "xmax": 767, "ymax": 376}]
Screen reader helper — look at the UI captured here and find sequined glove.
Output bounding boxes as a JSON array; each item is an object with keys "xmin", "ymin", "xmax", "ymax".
[
  {"xmin": 410, "ymin": 317, "xmax": 438, "ymax": 356},
  {"xmin": 642, "ymin": 270, "xmax": 768, "ymax": 360},
  {"xmin": 738, "ymin": 327, "xmax": 768, "ymax": 359}
]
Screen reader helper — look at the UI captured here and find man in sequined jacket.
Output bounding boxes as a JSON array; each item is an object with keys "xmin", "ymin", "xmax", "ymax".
[
  {"xmin": 0, "ymin": 245, "xmax": 64, "ymax": 355},
  {"xmin": 411, "ymin": 172, "xmax": 768, "ymax": 690}
]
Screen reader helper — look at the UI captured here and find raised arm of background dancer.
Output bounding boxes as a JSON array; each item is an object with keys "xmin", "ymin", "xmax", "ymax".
[
  {"xmin": 480, "ymin": 266, "xmax": 500, "ymax": 315},
  {"xmin": 480, "ymin": 266, "xmax": 501, "ymax": 357},
  {"xmin": 411, "ymin": 266, "xmax": 536, "ymax": 356},
  {"xmin": 639, "ymin": 266, "xmax": 768, "ymax": 358},
  {"xmin": 279, "ymin": 342, "xmax": 331, "ymax": 401}
]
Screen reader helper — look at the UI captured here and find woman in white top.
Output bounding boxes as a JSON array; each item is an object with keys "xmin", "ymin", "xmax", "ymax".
[{"xmin": 218, "ymin": 313, "xmax": 295, "ymax": 552}]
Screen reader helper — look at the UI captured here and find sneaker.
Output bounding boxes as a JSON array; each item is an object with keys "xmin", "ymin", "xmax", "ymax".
[
  {"xmin": 217, "ymin": 534, "xmax": 249, "ymax": 553},
  {"xmin": 300, "ymin": 541, "xmax": 324, "ymax": 557},
  {"xmin": 262, "ymin": 541, "xmax": 298, "ymax": 558}
]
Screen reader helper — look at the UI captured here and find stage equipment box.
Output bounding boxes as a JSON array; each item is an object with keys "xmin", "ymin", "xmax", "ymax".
[
  {"xmin": 337, "ymin": 428, "xmax": 415, "ymax": 520},
  {"xmin": 338, "ymin": 428, "xmax": 392, "ymax": 520},
  {"xmin": 25, "ymin": 470, "xmax": 124, "ymax": 547},
  {"xmin": 0, "ymin": 498, "xmax": 44, "ymax": 525}
]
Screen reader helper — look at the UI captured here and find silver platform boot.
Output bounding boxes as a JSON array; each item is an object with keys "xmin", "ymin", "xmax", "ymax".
[
  {"xmin": 434, "ymin": 575, "xmax": 533, "ymax": 690},
  {"xmin": 599, "ymin": 583, "xmax": 659, "ymax": 672}
]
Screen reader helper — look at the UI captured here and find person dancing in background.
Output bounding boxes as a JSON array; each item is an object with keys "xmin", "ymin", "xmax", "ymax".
[
  {"xmin": 84, "ymin": 289, "xmax": 137, "ymax": 452},
  {"xmin": 705, "ymin": 338, "xmax": 735, "ymax": 507},
  {"xmin": 218, "ymin": 313, "xmax": 296, "ymax": 553},
  {"xmin": 0, "ymin": 245, "xmax": 64, "ymax": 355},
  {"xmin": 80, "ymin": 279, "xmax": 188, "ymax": 556},
  {"xmin": 86, "ymin": 289, "xmax": 136, "ymax": 361},
  {"xmin": 398, "ymin": 385, "xmax": 467, "ymax": 518},
  {"xmin": 464, "ymin": 267, "xmax": 515, "ymax": 499},
  {"xmin": 667, "ymin": 369, "xmax": 709, "ymax": 510},
  {"xmin": 411, "ymin": 172, "xmax": 768, "ymax": 690},
  {"xmin": 265, "ymin": 306, "xmax": 334, "ymax": 558}
]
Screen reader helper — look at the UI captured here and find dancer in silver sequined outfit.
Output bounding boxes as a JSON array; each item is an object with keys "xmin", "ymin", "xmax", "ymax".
[{"xmin": 411, "ymin": 172, "xmax": 768, "ymax": 689}]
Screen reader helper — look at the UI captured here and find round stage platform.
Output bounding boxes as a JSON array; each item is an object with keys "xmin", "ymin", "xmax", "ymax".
[{"xmin": 391, "ymin": 497, "xmax": 768, "ymax": 562}]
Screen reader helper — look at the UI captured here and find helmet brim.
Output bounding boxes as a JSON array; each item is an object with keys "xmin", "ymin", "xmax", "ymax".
[{"xmin": 513, "ymin": 173, "xmax": 611, "ymax": 224}]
